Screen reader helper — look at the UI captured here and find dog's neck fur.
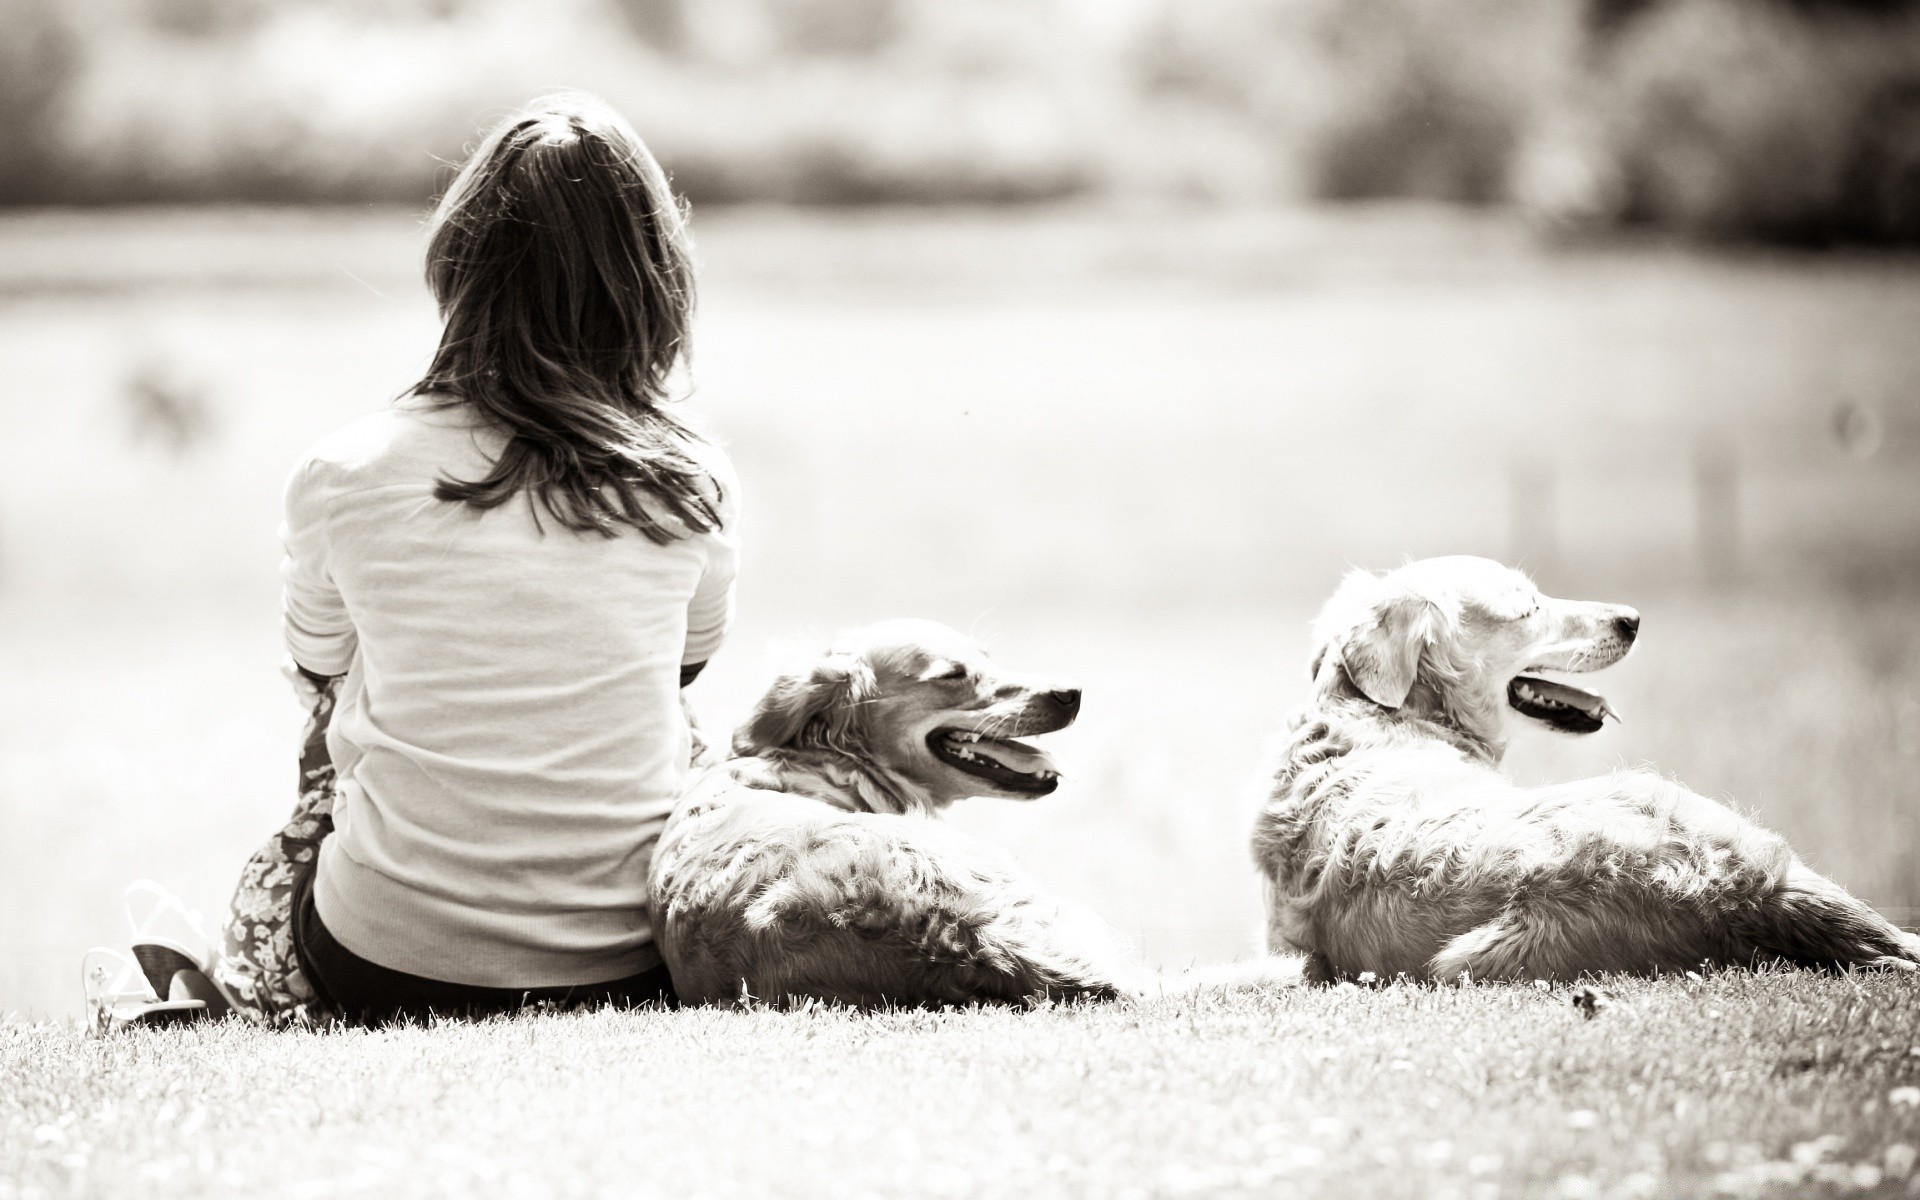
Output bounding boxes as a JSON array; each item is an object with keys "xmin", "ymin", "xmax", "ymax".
[
  {"xmin": 724, "ymin": 748, "xmax": 946, "ymax": 817},
  {"xmin": 1277, "ymin": 668, "xmax": 1506, "ymax": 794}
]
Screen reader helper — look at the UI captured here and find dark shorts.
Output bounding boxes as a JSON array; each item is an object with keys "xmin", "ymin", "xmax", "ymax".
[{"xmin": 288, "ymin": 857, "xmax": 677, "ymax": 1026}]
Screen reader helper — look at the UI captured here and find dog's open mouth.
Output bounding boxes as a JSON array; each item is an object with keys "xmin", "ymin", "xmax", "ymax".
[
  {"xmin": 928, "ymin": 729, "xmax": 1062, "ymax": 796},
  {"xmin": 1508, "ymin": 673, "xmax": 1619, "ymax": 735}
]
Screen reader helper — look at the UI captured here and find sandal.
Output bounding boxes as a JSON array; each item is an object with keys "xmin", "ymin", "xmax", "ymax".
[
  {"xmin": 81, "ymin": 947, "xmax": 208, "ymax": 1034},
  {"xmin": 123, "ymin": 880, "xmax": 236, "ymax": 1016}
]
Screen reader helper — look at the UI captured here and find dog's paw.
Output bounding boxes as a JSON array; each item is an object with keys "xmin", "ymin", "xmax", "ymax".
[{"xmin": 1862, "ymin": 955, "xmax": 1919, "ymax": 973}]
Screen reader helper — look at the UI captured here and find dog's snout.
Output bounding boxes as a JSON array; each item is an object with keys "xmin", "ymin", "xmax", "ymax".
[
  {"xmin": 1614, "ymin": 611, "xmax": 1641, "ymax": 641},
  {"xmin": 1047, "ymin": 688, "xmax": 1082, "ymax": 713}
]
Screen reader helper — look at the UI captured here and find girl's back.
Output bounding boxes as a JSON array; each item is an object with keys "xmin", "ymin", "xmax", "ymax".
[{"xmin": 287, "ymin": 396, "xmax": 735, "ymax": 988}]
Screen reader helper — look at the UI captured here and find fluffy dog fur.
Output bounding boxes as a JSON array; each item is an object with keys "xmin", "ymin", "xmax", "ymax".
[
  {"xmin": 648, "ymin": 620, "xmax": 1130, "ymax": 1006},
  {"xmin": 1251, "ymin": 556, "xmax": 1920, "ymax": 983}
]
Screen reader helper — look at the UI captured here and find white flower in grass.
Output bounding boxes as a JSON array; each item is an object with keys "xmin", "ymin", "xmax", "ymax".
[
  {"xmin": 1552, "ymin": 1172, "xmax": 1598, "ymax": 1198},
  {"xmin": 1566, "ymin": 1109, "xmax": 1600, "ymax": 1130},
  {"xmin": 1309, "ymin": 1116, "xmax": 1346, "ymax": 1139},
  {"xmin": 1808, "ymin": 1163, "xmax": 1854, "ymax": 1187},
  {"xmin": 1790, "ymin": 1135, "xmax": 1845, "ymax": 1165},
  {"xmin": 1157, "ymin": 1163, "xmax": 1234, "ymax": 1194},
  {"xmin": 1889, "ymin": 1086, "xmax": 1920, "ymax": 1109}
]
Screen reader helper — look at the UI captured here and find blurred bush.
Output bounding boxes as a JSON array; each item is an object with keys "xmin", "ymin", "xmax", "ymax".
[
  {"xmin": 1590, "ymin": 0, "xmax": 1920, "ymax": 241},
  {"xmin": 7, "ymin": 0, "xmax": 1104, "ymax": 205},
  {"xmin": 1, "ymin": 0, "xmax": 1917, "ymax": 241},
  {"xmin": 1134, "ymin": 0, "xmax": 1585, "ymax": 205},
  {"xmin": 0, "ymin": 0, "xmax": 79, "ymax": 202},
  {"xmin": 1135, "ymin": 0, "xmax": 1920, "ymax": 241}
]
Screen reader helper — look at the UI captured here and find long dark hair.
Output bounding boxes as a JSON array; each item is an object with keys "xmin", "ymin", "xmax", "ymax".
[{"xmin": 412, "ymin": 92, "xmax": 720, "ymax": 542}]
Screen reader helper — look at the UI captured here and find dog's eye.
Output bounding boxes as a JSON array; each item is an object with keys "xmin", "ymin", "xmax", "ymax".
[{"xmin": 925, "ymin": 662, "xmax": 969, "ymax": 682}]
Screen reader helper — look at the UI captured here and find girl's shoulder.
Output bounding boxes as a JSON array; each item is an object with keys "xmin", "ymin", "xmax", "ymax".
[
  {"xmin": 692, "ymin": 435, "xmax": 740, "ymax": 517},
  {"xmin": 668, "ymin": 424, "xmax": 740, "ymax": 533},
  {"xmin": 289, "ymin": 397, "xmax": 494, "ymax": 496}
]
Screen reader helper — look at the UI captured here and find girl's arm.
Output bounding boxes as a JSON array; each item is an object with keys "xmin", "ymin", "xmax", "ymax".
[
  {"xmin": 682, "ymin": 532, "xmax": 737, "ymax": 674},
  {"xmin": 281, "ymin": 457, "xmax": 357, "ymax": 683},
  {"xmin": 680, "ymin": 458, "xmax": 736, "ymax": 769},
  {"xmin": 681, "ymin": 452, "xmax": 740, "ymax": 678}
]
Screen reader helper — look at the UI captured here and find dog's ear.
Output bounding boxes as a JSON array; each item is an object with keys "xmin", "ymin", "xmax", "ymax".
[
  {"xmin": 733, "ymin": 654, "xmax": 876, "ymax": 756},
  {"xmin": 1332, "ymin": 592, "xmax": 1438, "ymax": 710}
]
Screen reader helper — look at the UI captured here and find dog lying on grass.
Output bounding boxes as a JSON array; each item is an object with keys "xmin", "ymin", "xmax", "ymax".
[
  {"xmin": 1251, "ymin": 556, "xmax": 1920, "ymax": 983},
  {"xmin": 649, "ymin": 620, "xmax": 1130, "ymax": 1006}
]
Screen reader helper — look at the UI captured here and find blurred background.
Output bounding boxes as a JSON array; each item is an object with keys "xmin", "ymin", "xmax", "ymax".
[{"xmin": 2, "ymin": 0, "xmax": 1917, "ymax": 1018}]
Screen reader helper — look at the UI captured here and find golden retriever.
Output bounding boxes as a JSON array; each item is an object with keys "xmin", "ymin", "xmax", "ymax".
[
  {"xmin": 648, "ymin": 619, "xmax": 1130, "ymax": 1006},
  {"xmin": 1251, "ymin": 556, "xmax": 1920, "ymax": 983}
]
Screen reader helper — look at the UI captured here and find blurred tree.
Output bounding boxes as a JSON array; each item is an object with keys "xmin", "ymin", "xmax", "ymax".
[
  {"xmin": 612, "ymin": 0, "xmax": 689, "ymax": 52},
  {"xmin": 134, "ymin": 0, "xmax": 269, "ymax": 37},
  {"xmin": 767, "ymin": 0, "xmax": 901, "ymax": 56},
  {"xmin": 1134, "ymin": 0, "xmax": 1579, "ymax": 205},
  {"xmin": 1597, "ymin": 0, "xmax": 1920, "ymax": 242},
  {"xmin": 301, "ymin": 0, "xmax": 472, "ymax": 19},
  {"xmin": 1846, "ymin": 80, "xmax": 1920, "ymax": 240},
  {"xmin": 1590, "ymin": 0, "xmax": 1920, "ymax": 39},
  {"xmin": 0, "ymin": 0, "xmax": 77, "ymax": 202}
]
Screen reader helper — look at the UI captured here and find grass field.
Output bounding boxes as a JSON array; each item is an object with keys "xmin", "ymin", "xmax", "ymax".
[
  {"xmin": 0, "ymin": 205, "xmax": 1917, "ymax": 1198},
  {"xmin": 4, "ymin": 973, "xmax": 1920, "ymax": 1200}
]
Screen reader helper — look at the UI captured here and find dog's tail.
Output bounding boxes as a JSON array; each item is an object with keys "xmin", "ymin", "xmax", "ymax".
[
  {"xmin": 1426, "ymin": 882, "xmax": 1920, "ymax": 982},
  {"xmin": 1736, "ymin": 869, "xmax": 1920, "ymax": 971},
  {"xmin": 948, "ymin": 898, "xmax": 1134, "ymax": 1003},
  {"xmin": 1428, "ymin": 915, "xmax": 1525, "ymax": 982}
]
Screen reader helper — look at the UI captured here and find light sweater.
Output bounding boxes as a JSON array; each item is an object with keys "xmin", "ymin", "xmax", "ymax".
[{"xmin": 281, "ymin": 397, "xmax": 738, "ymax": 987}]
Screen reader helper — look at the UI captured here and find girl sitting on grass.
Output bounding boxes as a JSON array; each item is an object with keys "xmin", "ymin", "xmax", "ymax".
[{"xmin": 92, "ymin": 92, "xmax": 737, "ymax": 1029}]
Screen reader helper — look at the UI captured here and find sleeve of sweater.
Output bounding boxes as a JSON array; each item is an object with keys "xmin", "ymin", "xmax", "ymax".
[
  {"xmin": 682, "ymin": 447, "xmax": 740, "ymax": 667},
  {"xmin": 280, "ymin": 455, "xmax": 357, "ymax": 678}
]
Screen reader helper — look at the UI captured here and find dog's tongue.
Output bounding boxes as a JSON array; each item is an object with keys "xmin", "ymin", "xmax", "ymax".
[{"xmin": 970, "ymin": 737, "xmax": 1057, "ymax": 776}]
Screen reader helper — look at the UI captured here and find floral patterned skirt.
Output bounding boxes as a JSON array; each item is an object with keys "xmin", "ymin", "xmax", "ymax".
[{"xmin": 209, "ymin": 675, "xmax": 339, "ymax": 1027}]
